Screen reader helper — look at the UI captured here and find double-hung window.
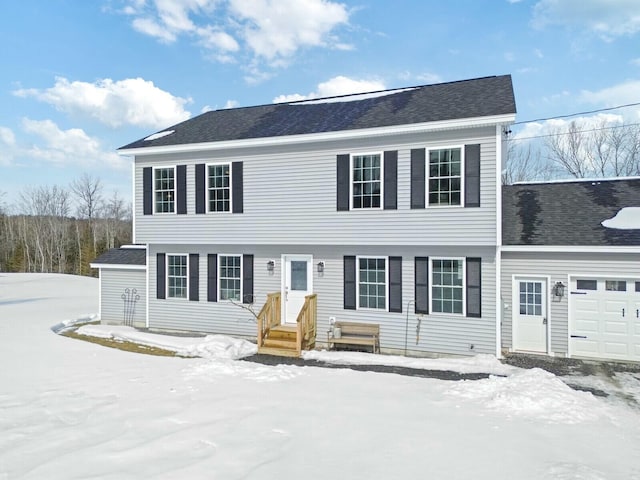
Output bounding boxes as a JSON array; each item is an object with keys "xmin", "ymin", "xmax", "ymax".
[
  {"xmin": 432, "ymin": 258, "xmax": 464, "ymax": 314},
  {"xmin": 208, "ymin": 163, "xmax": 231, "ymax": 212},
  {"xmin": 219, "ymin": 254, "xmax": 242, "ymax": 301},
  {"xmin": 154, "ymin": 167, "xmax": 175, "ymax": 213},
  {"xmin": 352, "ymin": 153, "xmax": 382, "ymax": 209},
  {"xmin": 428, "ymin": 148, "xmax": 462, "ymax": 206},
  {"xmin": 167, "ymin": 254, "xmax": 188, "ymax": 298},
  {"xmin": 358, "ymin": 257, "xmax": 387, "ymax": 309}
]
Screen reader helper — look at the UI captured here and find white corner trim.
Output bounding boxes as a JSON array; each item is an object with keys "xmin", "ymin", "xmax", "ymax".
[{"xmin": 119, "ymin": 114, "xmax": 516, "ymax": 157}]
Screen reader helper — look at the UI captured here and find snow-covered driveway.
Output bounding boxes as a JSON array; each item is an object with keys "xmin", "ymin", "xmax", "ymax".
[{"xmin": 1, "ymin": 273, "xmax": 640, "ymax": 479}]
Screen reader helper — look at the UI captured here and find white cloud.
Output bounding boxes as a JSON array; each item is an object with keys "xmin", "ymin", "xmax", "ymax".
[
  {"xmin": 534, "ymin": 48, "xmax": 544, "ymax": 58},
  {"xmin": 223, "ymin": 100, "xmax": 239, "ymax": 109},
  {"xmin": 580, "ymin": 80, "xmax": 640, "ymax": 120},
  {"xmin": 0, "ymin": 127, "xmax": 16, "ymax": 166},
  {"xmin": 532, "ymin": 0, "xmax": 640, "ymax": 40},
  {"xmin": 273, "ymin": 76, "xmax": 385, "ymax": 103},
  {"xmin": 513, "ymin": 113, "xmax": 624, "ymax": 142},
  {"xmin": 121, "ymin": 0, "xmax": 351, "ymax": 68},
  {"xmin": 504, "ymin": 52, "xmax": 515, "ymax": 62},
  {"xmin": 398, "ymin": 71, "xmax": 442, "ymax": 84},
  {"xmin": 14, "ymin": 77, "xmax": 191, "ymax": 129},
  {"xmin": 21, "ymin": 119, "xmax": 127, "ymax": 170}
]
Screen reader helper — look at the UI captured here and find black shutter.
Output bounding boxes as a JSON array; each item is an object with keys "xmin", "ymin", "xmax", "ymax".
[
  {"xmin": 232, "ymin": 161, "xmax": 243, "ymax": 213},
  {"xmin": 411, "ymin": 149, "xmax": 426, "ymax": 209},
  {"xmin": 336, "ymin": 154, "xmax": 350, "ymax": 211},
  {"xmin": 465, "ymin": 144, "xmax": 481, "ymax": 207},
  {"xmin": 195, "ymin": 163, "xmax": 205, "ymax": 214},
  {"xmin": 466, "ymin": 257, "xmax": 482, "ymax": 317},
  {"xmin": 388, "ymin": 256, "xmax": 402, "ymax": 313},
  {"xmin": 383, "ymin": 151, "xmax": 398, "ymax": 210},
  {"xmin": 415, "ymin": 257, "xmax": 429, "ymax": 314},
  {"xmin": 157, "ymin": 253, "xmax": 166, "ymax": 299},
  {"xmin": 189, "ymin": 254, "xmax": 199, "ymax": 301},
  {"xmin": 207, "ymin": 254, "xmax": 217, "ymax": 302},
  {"xmin": 242, "ymin": 254, "xmax": 254, "ymax": 303},
  {"xmin": 343, "ymin": 255, "xmax": 356, "ymax": 310},
  {"xmin": 143, "ymin": 167, "xmax": 153, "ymax": 215},
  {"xmin": 176, "ymin": 165, "xmax": 187, "ymax": 214}
]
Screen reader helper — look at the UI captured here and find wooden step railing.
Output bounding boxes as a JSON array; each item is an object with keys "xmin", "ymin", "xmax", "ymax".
[
  {"xmin": 295, "ymin": 294, "xmax": 317, "ymax": 355},
  {"xmin": 257, "ymin": 292, "xmax": 281, "ymax": 349}
]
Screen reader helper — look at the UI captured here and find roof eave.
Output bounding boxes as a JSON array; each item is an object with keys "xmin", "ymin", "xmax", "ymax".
[
  {"xmin": 501, "ymin": 245, "xmax": 640, "ymax": 253},
  {"xmin": 119, "ymin": 113, "xmax": 516, "ymax": 157}
]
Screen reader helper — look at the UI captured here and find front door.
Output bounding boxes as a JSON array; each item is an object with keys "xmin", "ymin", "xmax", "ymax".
[
  {"xmin": 282, "ymin": 255, "xmax": 313, "ymax": 324},
  {"xmin": 513, "ymin": 278, "xmax": 548, "ymax": 353}
]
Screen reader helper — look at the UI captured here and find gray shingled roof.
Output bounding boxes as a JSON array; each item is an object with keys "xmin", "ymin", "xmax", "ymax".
[
  {"xmin": 502, "ymin": 179, "xmax": 640, "ymax": 246},
  {"xmin": 91, "ymin": 247, "xmax": 146, "ymax": 266},
  {"xmin": 120, "ymin": 75, "xmax": 515, "ymax": 150}
]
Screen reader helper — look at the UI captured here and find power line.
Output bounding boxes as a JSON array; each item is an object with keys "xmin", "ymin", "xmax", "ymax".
[
  {"xmin": 509, "ymin": 121, "xmax": 640, "ymax": 142},
  {"xmin": 513, "ymin": 101, "xmax": 640, "ymax": 126}
]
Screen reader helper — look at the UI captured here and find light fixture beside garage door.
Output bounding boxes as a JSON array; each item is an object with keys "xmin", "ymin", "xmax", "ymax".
[{"xmin": 552, "ymin": 281, "xmax": 566, "ymax": 299}]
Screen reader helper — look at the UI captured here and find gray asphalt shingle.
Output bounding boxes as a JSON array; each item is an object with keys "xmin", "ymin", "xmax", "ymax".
[{"xmin": 91, "ymin": 247, "xmax": 146, "ymax": 266}]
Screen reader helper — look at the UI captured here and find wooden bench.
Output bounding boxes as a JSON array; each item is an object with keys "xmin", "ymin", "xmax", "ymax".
[{"xmin": 328, "ymin": 321, "xmax": 380, "ymax": 354}]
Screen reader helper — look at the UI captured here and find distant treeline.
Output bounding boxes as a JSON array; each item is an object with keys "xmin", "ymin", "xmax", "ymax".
[{"xmin": 0, "ymin": 174, "xmax": 132, "ymax": 276}]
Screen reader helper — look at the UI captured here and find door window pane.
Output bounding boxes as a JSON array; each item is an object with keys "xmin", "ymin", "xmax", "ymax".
[
  {"xmin": 605, "ymin": 280, "xmax": 626, "ymax": 292},
  {"xmin": 290, "ymin": 261, "xmax": 308, "ymax": 291},
  {"xmin": 519, "ymin": 281, "xmax": 542, "ymax": 316}
]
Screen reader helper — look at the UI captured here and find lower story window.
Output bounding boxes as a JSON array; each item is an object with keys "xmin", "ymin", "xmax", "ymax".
[
  {"xmin": 358, "ymin": 257, "xmax": 386, "ymax": 309},
  {"xmin": 432, "ymin": 259, "xmax": 463, "ymax": 314},
  {"xmin": 167, "ymin": 254, "xmax": 187, "ymax": 298},
  {"xmin": 219, "ymin": 255, "xmax": 241, "ymax": 300}
]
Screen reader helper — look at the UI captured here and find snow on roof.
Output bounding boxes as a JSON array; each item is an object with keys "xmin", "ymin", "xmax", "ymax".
[
  {"xmin": 143, "ymin": 130, "xmax": 175, "ymax": 141},
  {"xmin": 601, "ymin": 207, "xmax": 640, "ymax": 230},
  {"xmin": 512, "ymin": 175, "xmax": 640, "ymax": 186}
]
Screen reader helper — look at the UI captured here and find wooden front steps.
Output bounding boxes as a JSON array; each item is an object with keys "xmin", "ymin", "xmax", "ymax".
[{"xmin": 258, "ymin": 325, "xmax": 299, "ymax": 357}]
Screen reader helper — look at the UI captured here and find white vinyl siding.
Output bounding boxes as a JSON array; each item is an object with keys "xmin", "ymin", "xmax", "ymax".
[
  {"xmin": 99, "ymin": 269, "xmax": 146, "ymax": 328},
  {"xmin": 133, "ymin": 126, "xmax": 499, "ymax": 246}
]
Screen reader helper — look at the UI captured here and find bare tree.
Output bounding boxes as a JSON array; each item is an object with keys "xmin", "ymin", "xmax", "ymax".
[
  {"xmin": 544, "ymin": 121, "xmax": 590, "ymax": 178},
  {"xmin": 502, "ymin": 140, "xmax": 555, "ymax": 185},
  {"xmin": 70, "ymin": 173, "xmax": 103, "ymax": 221}
]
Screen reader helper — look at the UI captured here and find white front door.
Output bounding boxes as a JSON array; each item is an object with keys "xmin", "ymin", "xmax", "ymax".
[
  {"xmin": 282, "ymin": 255, "xmax": 313, "ymax": 324},
  {"xmin": 513, "ymin": 278, "xmax": 548, "ymax": 353}
]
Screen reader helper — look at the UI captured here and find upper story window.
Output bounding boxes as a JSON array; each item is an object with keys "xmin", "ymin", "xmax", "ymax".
[
  {"xmin": 432, "ymin": 258, "xmax": 464, "ymax": 314},
  {"xmin": 358, "ymin": 256, "xmax": 387, "ymax": 309},
  {"xmin": 428, "ymin": 148, "xmax": 462, "ymax": 206},
  {"xmin": 167, "ymin": 254, "xmax": 188, "ymax": 298},
  {"xmin": 208, "ymin": 163, "xmax": 231, "ymax": 212},
  {"xmin": 219, "ymin": 254, "xmax": 242, "ymax": 301},
  {"xmin": 154, "ymin": 167, "xmax": 175, "ymax": 213},
  {"xmin": 352, "ymin": 153, "xmax": 382, "ymax": 209}
]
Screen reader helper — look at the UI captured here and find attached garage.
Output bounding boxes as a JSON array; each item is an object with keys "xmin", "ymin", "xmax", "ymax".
[
  {"xmin": 569, "ymin": 276, "xmax": 640, "ymax": 361},
  {"xmin": 501, "ymin": 178, "xmax": 640, "ymax": 362}
]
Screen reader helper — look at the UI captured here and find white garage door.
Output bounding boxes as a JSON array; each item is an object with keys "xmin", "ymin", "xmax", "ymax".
[{"xmin": 570, "ymin": 277, "xmax": 640, "ymax": 361}]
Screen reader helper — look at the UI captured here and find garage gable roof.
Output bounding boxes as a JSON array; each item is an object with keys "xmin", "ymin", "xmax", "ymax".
[
  {"xmin": 91, "ymin": 246, "xmax": 146, "ymax": 267},
  {"xmin": 502, "ymin": 178, "xmax": 640, "ymax": 246},
  {"xmin": 120, "ymin": 75, "xmax": 515, "ymax": 150}
]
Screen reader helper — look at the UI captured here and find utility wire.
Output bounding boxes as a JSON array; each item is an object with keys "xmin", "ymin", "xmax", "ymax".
[
  {"xmin": 513, "ymin": 100, "xmax": 640, "ymax": 125},
  {"xmin": 509, "ymin": 121, "xmax": 640, "ymax": 142}
]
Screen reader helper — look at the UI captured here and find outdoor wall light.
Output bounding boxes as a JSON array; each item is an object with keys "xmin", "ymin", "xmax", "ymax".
[
  {"xmin": 552, "ymin": 281, "xmax": 566, "ymax": 298},
  {"xmin": 317, "ymin": 261, "xmax": 325, "ymax": 273},
  {"xmin": 266, "ymin": 260, "xmax": 275, "ymax": 272}
]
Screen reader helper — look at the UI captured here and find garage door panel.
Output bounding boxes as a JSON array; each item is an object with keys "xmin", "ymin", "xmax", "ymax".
[{"xmin": 570, "ymin": 277, "xmax": 640, "ymax": 362}]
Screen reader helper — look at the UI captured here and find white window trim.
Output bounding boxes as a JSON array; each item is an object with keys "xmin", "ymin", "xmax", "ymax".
[
  {"xmin": 426, "ymin": 145, "xmax": 465, "ymax": 208},
  {"xmin": 166, "ymin": 253, "xmax": 189, "ymax": 300},
  {"xmin": 152, "ymin": 165, "xmax": 177, "ymax": 215},
  {"xmin": 206, "ymin": 161, "xmax": 233, "ymax": 214},
  {"xmin": 356, "ymin": 255, "xmax": 388, "ymax": 311},
  {"xmin": 218, "ymin": 253, "xmax": 243, "ymax": 302},
  {"xmin": 430, "ymin": 257, "xmax": 466, "ymax": 316},
  {"xmin": 349, "ymin": 152, "xmax": 384, "ymax": 210}
]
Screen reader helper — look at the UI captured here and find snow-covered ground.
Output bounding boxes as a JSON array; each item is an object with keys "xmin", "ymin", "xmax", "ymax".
[{"xmin": 1, "ymin": 273, "xmax": 640, "ymax": 479}]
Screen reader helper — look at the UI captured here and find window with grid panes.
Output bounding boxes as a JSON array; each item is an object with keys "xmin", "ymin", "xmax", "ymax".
[
  {"xmin": 358, "ymin": 257, "xmax": 386, "ymax": 309},
  {"xmin": 167, "ymin": 254, "xmax": 187, "ymax": 298},
  {"xmin": 352, "ymin": 154, "xmax": 381, "ymax": 208},
  {"xmin": 208, "ymin": 164, "xmax": 231, "ymax": 212},
  {"xmin": 219, "ymin": 255, "xmax": 241, "ymax": 301},
  {"xmin": 428, "ymin": 148, "xmax": 461, "ymax": 206},
  {"xmin": 519, "ymin": 281, "xmax": 542, "ymax": 315},
  {"xmin": 154, "ymin": 167, "xmax": 175, "ymax": 213},
  {"xmin": 432, "ymin": 259, "xmax": 464, "ymax": 314}
]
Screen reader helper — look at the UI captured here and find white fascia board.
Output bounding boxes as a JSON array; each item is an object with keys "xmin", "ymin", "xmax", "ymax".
[
  {"xmin": 119, "ymin": 113, "xmax": 516, "ymax": 157},
  {"xmin": 501, "ymin": 245, "xmax": 640, "ymax": 254},
  {"xmin": 89, "ymin": 263, "xmax": 147, "ymax": 270}
]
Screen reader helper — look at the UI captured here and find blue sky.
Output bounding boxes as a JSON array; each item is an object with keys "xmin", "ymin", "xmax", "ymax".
[{"xmin": 1, "ymin": 0, "xmax": 639, "ymax": 210}]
